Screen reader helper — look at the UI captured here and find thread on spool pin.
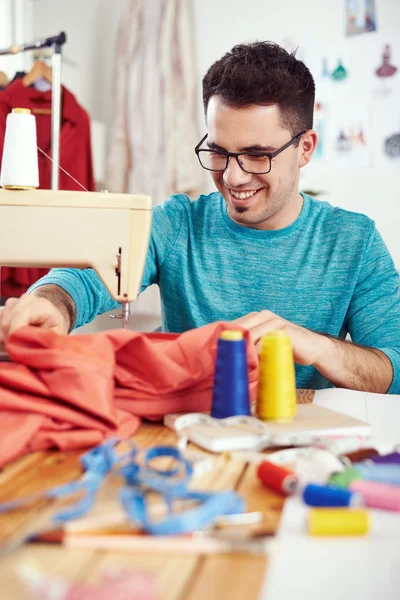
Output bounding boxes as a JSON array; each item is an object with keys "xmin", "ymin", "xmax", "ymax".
[
  {"xmin": 257, "ymin": 330, "xmax": 296, "ymax": 422},
  {"xmin": 309, "ymin": 508, "xmax": 369, "ymax": 536},
  {"xmin": 211, "ymin": 330, "xmax": 251, "ymax": 419},
  {"xmin": 0, "ymin": 108, "xmax": 39, "ymax": 189},
  {"xmin": 37, "ymin": 147, "xmax": 89, "ymax": 191},
  {"xmin": 257, "ymin": 460, "xmax": 298, "ymax": 495}
]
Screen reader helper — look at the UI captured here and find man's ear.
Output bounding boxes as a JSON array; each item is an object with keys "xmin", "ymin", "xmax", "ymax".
[{"xmin": 299, "ymin": 130, "xmax": 318, "ymax": 168}]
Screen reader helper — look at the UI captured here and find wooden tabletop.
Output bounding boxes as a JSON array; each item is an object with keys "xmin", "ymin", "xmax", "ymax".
[{"xmin": 0, "ymin": 390, "xmax": 315, "ymax": 600}]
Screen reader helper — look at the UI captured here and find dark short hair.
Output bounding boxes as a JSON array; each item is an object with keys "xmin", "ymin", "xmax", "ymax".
[{"xmin": 202, "ymin": 41, "xmax": 315, "ymax": 136}]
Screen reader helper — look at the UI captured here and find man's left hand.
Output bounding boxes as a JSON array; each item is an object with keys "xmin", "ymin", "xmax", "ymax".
[{"xmin": 233, "ymin": 310, "xmax": 329, "ymax": 366}]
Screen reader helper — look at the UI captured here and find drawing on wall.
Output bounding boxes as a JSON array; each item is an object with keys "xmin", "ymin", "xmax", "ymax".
[
  {"xmin": 336, "ymin": 128, "xmax": 366, "ymax": 152},
  {"xmin": 345, "ymin": 0, "xmax": 377, "ymax": 36},
  {"xmin": 384, "ymin": 132, "xmax": 400, "ymax": 158},
  {"xmin": 331, "ymin": 59, "xmax": 348, "ymax": 81},
  {"xmin": 321, "ymin": 58, "xmax": 330, "ymax": 79},
  {"xmin": 373, "ymin": 99, "xmax": 400, "ymax": 167},
  {"xmin": 375, "ymin": 44, "xmax": 398, "ymax": 78},
  {"xmin": 330, "ymin": 104, "xmax": 370, "ymax": 167}
]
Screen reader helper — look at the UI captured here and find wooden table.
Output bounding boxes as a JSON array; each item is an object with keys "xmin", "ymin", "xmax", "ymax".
[{"xmin": 0, "ymin": 390, "xmax": 315, "ymax": 600}]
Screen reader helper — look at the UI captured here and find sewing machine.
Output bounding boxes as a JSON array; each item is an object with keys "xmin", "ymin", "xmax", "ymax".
[{"xmin": 0, "ymin": 188, "xmax": 152, "ymax": 328}]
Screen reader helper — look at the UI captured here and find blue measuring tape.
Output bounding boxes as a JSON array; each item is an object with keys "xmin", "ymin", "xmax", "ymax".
[
  {"xmin": 0, "ymin": 441, "xmax": 245, "ymax": 535},
  {"xmin": 119, "ymin": 446, "xmax": 244, "ymax": 535},
  {"xmin": 0, "ymin": 439, "xmax": 135, "ymax": 521}
]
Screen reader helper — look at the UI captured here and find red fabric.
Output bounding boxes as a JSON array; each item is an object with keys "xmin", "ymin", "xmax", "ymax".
[
  {"xmin": 0, "ymin": 322, "xmax": 259, "ymax": 467},
  {"xmin": 0, "ymin": 79, "xmax": 95, "ymax": 297}
]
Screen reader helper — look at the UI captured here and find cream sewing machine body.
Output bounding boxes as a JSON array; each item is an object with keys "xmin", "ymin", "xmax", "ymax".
[{"xmin": 0, "ymin": 188, "xmax": 152, "ymax": 326}]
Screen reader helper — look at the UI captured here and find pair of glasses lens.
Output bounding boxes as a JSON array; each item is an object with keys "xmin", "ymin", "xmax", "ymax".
[{"xmin": 197, "ymin": 151, "xmax": 271, "ymax": 174}]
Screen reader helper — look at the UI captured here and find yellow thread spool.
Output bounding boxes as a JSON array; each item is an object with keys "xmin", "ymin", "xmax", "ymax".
[
  {"xmin": 309, "ymin": 508, "xmax": 369, "ymax": 536},
  {"xmin": 257, "ymin": 330, "xmax": 296, "ymax": 422}
]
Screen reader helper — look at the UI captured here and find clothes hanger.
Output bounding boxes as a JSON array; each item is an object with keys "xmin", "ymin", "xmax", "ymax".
[
  {"xmin": 22, "ymin": 60, "xmax": 52, "ymax": 88},
  {"xmin": 0, "ymin": 71, "xmax": 9, "ymax": 88}
]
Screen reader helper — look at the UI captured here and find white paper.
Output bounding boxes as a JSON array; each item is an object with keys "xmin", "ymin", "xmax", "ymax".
[
  {"xmin": 313, "ymin": 388, "xmax": 400, "ymax": 446},
  {"xmin": 260, "ymin": 388, "xmax": 400, "ymax": 600}
]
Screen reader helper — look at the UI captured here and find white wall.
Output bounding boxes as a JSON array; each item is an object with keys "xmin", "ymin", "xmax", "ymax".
[
  {"xmin": 0, "ymin": 0, "xmax": 33, "ymax": 77},
  {"xmin": 192, "ymin": 0, "xmax": 400, "ymax": 264}
]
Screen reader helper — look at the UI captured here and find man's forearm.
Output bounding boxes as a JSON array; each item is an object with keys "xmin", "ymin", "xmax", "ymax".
[
  {"xmin": 313, "ymin": 335, "xmax": 393, "ymax": 393},
  {"xmin": 31, "ymin": 284, "xmax": 76, "ymax": 333}
]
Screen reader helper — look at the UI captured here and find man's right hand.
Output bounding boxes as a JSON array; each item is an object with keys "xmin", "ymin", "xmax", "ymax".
[{"xmin": 0, "ymin": 293, "xmax": 70, "ymax": 343}]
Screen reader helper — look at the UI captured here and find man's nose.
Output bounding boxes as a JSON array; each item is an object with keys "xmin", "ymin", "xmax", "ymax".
[{"xmin": 223, "ymin": 157, "xmax": 252, "ymax": 188}]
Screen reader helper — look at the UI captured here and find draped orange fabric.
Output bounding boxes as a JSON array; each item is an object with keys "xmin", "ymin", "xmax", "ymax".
[{"xmin": 0, "ymin": 322, "xmax": 259, "ymax": 467}]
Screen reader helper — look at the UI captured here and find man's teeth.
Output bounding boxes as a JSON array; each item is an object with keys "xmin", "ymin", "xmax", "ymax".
[{"xmin": 230, "ymin": 189, "xmax": 258, "ymax": 199}]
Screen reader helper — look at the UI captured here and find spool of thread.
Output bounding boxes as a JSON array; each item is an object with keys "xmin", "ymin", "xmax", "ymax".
[
  {"xmin": 257, "ymin": 330, "xmax": 296, "ymax": 422},
  {"xmin": 342, "ymin": 448, "xmax": 379, "ymax": 463},
  {"xmin": 211, "ymin": 330, "xmax": 251, "ymax": 419},
  {"xmin": 309, "ymin": 508, "xmax": 369, "ymax": 536},
  {"xmin": 303, "ymin": 483, "xmax": 362, "ymax": 507},
  {"xmin": 350, "ymin": 480, "xmax": 400, "ymax": 512},
  {"xmin": 257, "ymin": 460, "xmax": 298, "ymax": 495},
  {"xmin": 368, "ymin": 452, "xmax": 400, "ymax": 465},
  {"xmin": 295, "ymin": 449, "xmax": 345, "ymax": 486},
  {"xmin": 355, "ymin": 463, "xmax": 400, "ymax": 486},
  {"xmin": 329, "ymin": 467, "xmax": 362, "ymax": 489},
  {"xmin": 0, "ymin": 108, "xmax": 39, "ymax": 189}
]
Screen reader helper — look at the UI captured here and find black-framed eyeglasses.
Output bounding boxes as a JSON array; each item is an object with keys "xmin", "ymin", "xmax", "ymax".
[{"xmin": 194, "ymin": 130, "xmax": 307, "ymax": 175}]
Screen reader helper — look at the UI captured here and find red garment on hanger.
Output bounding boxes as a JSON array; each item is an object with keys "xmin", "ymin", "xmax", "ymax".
[
  {"xmin": 0, "ymin": 322, "xmax": 259, "ymax": 467},
  {"xmin": 0, "ymin": 79, "xmax": 95, "ymax": 298}
]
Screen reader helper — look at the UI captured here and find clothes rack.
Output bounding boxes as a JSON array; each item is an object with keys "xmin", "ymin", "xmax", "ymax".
[{"xmin": 0, "ymin": 32, "xmax": 67, "ymax": 190}]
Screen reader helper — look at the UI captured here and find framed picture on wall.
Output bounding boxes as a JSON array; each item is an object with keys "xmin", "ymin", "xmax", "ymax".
[{"xmin": 345, "ymin": 0, "xmax": 377, "ymax": 36}]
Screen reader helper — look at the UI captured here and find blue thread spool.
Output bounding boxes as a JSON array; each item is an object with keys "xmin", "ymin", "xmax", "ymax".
[
  {"xmin": 211, "ymin": 330, "xmax": 251, "ymax": 419},
  {"xmin": 303, "ymin": 483, "xmax": 362, "ymax": 507},
  {"xmin": 355, "ymin": 464, "xmax": 400, "ymax": 486}
]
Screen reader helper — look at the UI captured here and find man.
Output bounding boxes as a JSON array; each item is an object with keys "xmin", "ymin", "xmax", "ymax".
[{"xmin": 1, "ymin": 42, "xmax": 399, "ymax": 393}]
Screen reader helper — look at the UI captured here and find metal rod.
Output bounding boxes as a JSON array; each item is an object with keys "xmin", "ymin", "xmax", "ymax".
[
  {"xmin": 0, "ymin": 32, "xmax": 66, "ymax": 56},
  {"xmin": 122, "ymin": 302, "xmax": 131, "ymax": 329},
  {"xmin": 51, "ymin": 45, "xmax": 62, "ymax": 190}
]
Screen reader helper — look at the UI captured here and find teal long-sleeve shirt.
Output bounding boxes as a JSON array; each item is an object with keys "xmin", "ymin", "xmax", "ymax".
[{"xmin": 29, "ymin": 192, "xmax": 400, "ymax": 393}]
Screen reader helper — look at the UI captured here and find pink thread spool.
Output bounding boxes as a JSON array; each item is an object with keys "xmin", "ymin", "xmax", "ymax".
[{"xmin": 350, "ymin": 480, "xmax": 400, "ymax": 512}]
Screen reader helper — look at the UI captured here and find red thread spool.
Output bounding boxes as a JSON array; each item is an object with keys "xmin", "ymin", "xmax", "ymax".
[{"xmin": 257, "ymin": 460, "xmax": 298, "ymax": 495}]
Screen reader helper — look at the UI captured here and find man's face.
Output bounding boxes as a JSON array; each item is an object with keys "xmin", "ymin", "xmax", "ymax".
[{"xmin": 206, "ymin": 97, "xmax": 303, "ymax": 230}]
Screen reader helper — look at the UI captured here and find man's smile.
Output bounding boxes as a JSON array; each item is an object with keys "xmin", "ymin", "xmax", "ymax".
[{"xmin": 226, "ymin": 186, "xmax": 264, "ymax": 208}]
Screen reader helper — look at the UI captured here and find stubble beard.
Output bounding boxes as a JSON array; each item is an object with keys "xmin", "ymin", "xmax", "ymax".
[{"xmin": 228, "ymin": 191, "xmax": 285, "ymax": 227}]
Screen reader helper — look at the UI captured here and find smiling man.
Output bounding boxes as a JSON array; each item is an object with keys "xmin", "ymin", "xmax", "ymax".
[{"xmin": 1, "ymin": 42, "xmax": 400, "ymax": 393}]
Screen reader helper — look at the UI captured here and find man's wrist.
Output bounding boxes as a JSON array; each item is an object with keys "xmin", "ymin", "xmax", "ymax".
[
  {"xmin": 311, "ymin": 332, "xmax": 338, "ymax": 370},
  {"xmin": 31, "ymin": 284, "xmax": 76, "ymax": 333}
]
